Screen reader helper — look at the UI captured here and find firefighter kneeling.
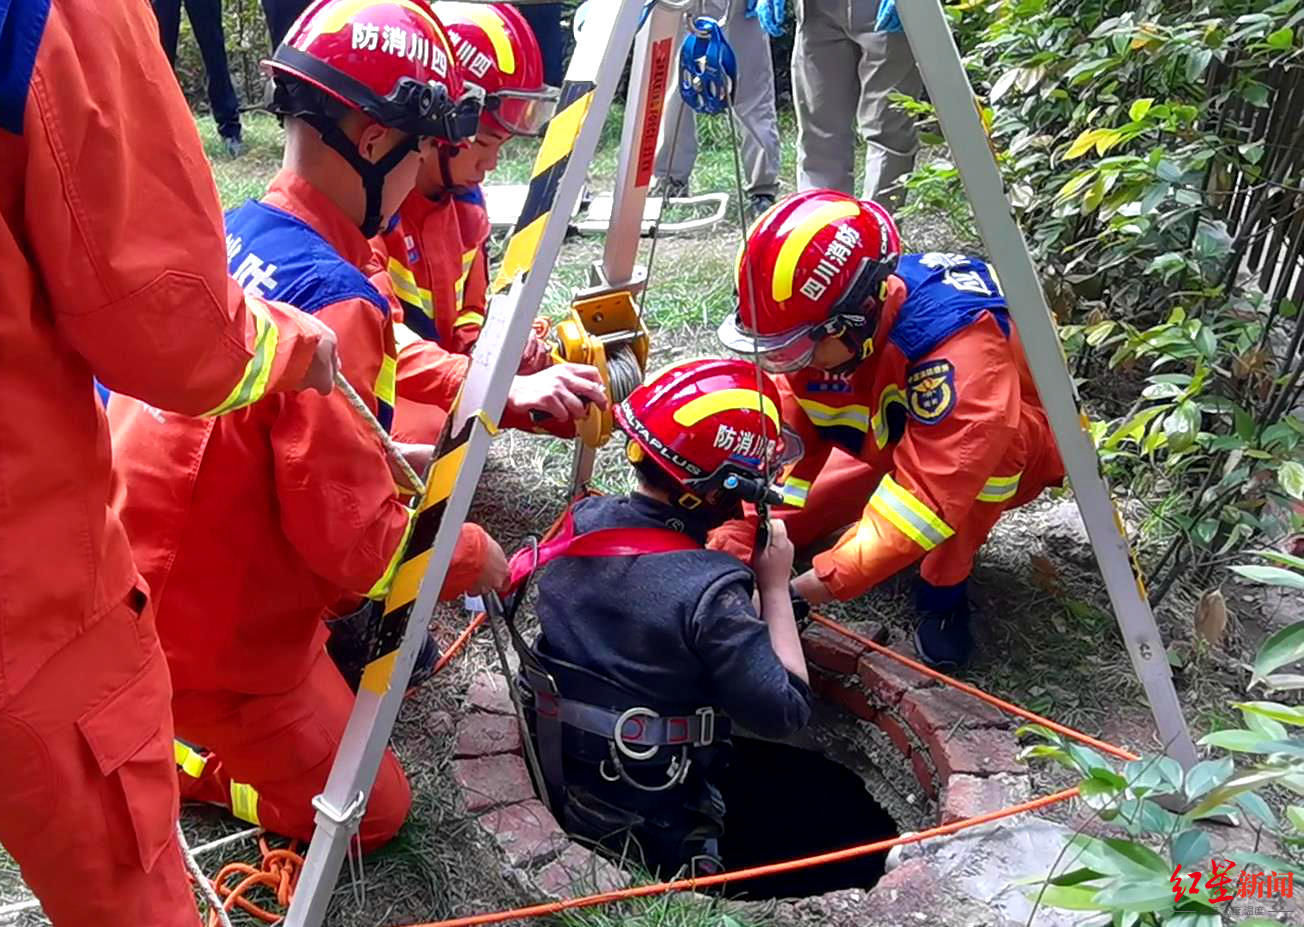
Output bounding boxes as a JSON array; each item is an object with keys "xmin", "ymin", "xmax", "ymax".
[
  {"xmin": 510, "ymin": 360, "xmax": 813, "ymax": 878},
  {"xmin": 714, "ymin": 190, "xmax": 1066, "ymax": 670}
]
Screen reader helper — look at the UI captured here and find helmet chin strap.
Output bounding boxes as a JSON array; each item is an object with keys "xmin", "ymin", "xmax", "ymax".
[
  {"xmin": 434, "ymin": 142, "xmax": 470, "ymax": 197},
  {"xmin": 303, "ymin": 114, "xmax": 418, "ymax": 237}
]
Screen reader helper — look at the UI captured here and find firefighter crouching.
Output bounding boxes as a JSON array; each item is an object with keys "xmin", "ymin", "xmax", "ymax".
[{"xmin": 713, "ymin": 190, "xmax": 1066, "ymax": 670}]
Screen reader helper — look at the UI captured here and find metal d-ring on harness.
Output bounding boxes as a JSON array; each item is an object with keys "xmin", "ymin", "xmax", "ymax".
[{"xmin": 493, "ymin": 532, "xmax": 725, "ymax": 799}]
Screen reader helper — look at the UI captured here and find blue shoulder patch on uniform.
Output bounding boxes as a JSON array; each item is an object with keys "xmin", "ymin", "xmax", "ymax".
[
  {"xmin": 0, "ymin": 0, "xmax": 52, "ymax": 135},
  {"xmin": 889, "ymin": 253, "xmax": 1011, "ymax": 362},
  {"xmin": 224, "ymin": 201, "xmax": 389, "ymax": 317},
  {"xmin": 454, "ymin": 184, "xmax": 486, "ymax": 207}
]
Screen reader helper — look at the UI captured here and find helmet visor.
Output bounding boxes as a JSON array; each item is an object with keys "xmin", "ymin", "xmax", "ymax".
[
  {"xmin": 716, "ymin": 311, "xmax": 820, "ymax": 374},
  {"xmin": 486, "ymin": 86, "xmax": 559, "ymax": 137}
]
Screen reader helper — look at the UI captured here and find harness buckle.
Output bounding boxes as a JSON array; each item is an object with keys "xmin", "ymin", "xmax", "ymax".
[
  {"xmin": 613, "ymin": 706, "xmax": 661, "ymax": 761},
  {"xmin": 696, "ymin": 706, "xmax": 716, "ymax": 747}
]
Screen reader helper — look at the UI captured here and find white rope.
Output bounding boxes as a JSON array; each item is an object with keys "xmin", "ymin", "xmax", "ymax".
[
  {"xmin": 333, "ymin": 370, "xmax": 427, "ymax": 497},
  {"xmin": 177, "ymin": 823, "xmax": 235, "ymax": 927}
]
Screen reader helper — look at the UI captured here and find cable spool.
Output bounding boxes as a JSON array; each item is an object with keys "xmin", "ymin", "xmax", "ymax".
[{"xmin": 554, "ymin": 289, "xmax": 650, "ymax": 448}]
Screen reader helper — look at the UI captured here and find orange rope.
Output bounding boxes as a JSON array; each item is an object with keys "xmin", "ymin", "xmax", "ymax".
[
  {"xmin": 399, "ymin": 786, "xmax": 1081, "ymax": 927},
  {"xmin": 434, "ymin": 611, "xmax": 488, "ymax": 675},
  {"xmin": 200, "ymin": 837, "xmax": 303, "ymax": 926},
  {"xmin": 810, "ymin": 613, "xmax": 1140, "ymax": 762}
]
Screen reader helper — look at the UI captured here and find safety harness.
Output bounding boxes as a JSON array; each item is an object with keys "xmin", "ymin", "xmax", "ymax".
[{"xmin": 498, "ymin": 507, "xmax": 732, "ymax": 800}]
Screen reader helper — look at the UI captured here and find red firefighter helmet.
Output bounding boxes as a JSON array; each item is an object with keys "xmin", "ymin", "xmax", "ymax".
[
  {"xmin": 719, "ymin": 190, "xmax": 901, "ymax": 374},
  {"xmin": 614, "ymin": 359, "xmax": 784, "ymax": 507},
  {"xmin": 434, "ymin": 2, "xmax": 558, "ymax": 137},
  {"xmin": 267, "ymin": 0, "xmax": 481, "ymax": 144}
]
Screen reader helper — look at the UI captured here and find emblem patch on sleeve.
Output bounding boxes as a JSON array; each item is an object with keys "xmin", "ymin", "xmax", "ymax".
[{"xmin": 906, "ymin": 359, "xmax": 957, "ymax": 424}]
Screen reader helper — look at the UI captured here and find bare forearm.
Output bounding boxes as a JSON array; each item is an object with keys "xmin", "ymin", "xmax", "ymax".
[{"xmin": 760, "ymin": 584, "xmax": 808, "ymax": 684}]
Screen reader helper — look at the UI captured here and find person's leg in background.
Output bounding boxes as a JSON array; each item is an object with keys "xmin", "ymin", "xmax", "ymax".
[
  {"xmin": 183, "ymin": 0, "xmax": 244, "ymax": 155},
  {"xmin": 260, "ymin": 0, "xmax": 312, "ymax": 48},
  {"xmin": 152, "ymin": 0, "xmax": 184, "ymax": 65},
  {"xmin": 172, "ymin": 648, "xmax": 413, "ymax": 852},
  {"xmin": 724, "ymin": 0, "xmax": 782, "ymax": 213},
  {"xmin": 0, "ymin": 592, "xmax": 200, "ymax": 927},
  {"xmin": 792, "ymin": 0, "xmax": 860, "ymax": 194},
  {"xmin": 851, "ymin": 5, "xmax": 923, "ymax": 209},
  {"xmin": 515, "ymin": 3, "xmax": 567, "ymax": 87}
]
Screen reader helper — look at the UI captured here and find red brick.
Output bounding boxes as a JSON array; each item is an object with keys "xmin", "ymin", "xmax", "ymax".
[
  {"xmin": 467, "ymin": 672, "xmax": 514, "ymax": 715},
  {"xmin": 873, "ymin": 709, "xmax": 914, "ymax": 757},
  {"xmin": 900, "ymin": 687, "xmax": 1009, "ymax": 740},
  {"xmin": 800, "ymin": 622, "xmax": 883, "ymax": 674},
  {"xmin": 821, "ymin": 677, "xmax": 879, "ymax": 722},
  {"xmin": 940, "ymin": 773, "xmax": 1031, "ymax": 824},
  {"xmin": 926, "ymin": 727, "xmax": 1023, "ymax": 780},
  {"xmin": 453, "ymin": 755, "xmax": 535, "ymax": 812},
  {"xmin": 455, "ymin": 713, "xmax": 523, "ymax": 758},
  {"xmin": 534, "ymin": 843, "xmax": 629, "ymax": 898},
  {"xmin": 911, "ymin": 748, "xmax": 938, "ymax": 800},
  {"xmin": 476, "ymin": 800, "xmax": 569, "ymax": 868},
  {"xmin": 858, "ymin": 649, "xmax": 934, "ymax": 705}
]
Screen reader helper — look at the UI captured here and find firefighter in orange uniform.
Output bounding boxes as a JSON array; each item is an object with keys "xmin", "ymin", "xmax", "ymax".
[
  {"xmin": 381, "ymin": 1, "xmax": 565, "ymax": 445},
  {"xmin": 0, "ymin": 0, "xmax": 340, "ymax": 922},
  {"xmin": 714, "ymin": 190, "xmax": 1064, "ymax": 670},
  {"xmin": 109, "ymin": 0, "xmax": 540, "ymax": 852}
]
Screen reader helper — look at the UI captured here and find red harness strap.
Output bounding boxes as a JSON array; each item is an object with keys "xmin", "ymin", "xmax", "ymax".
[{"xmin": 505, "ymin": 506, "xmax": 699, "ymax": 593}]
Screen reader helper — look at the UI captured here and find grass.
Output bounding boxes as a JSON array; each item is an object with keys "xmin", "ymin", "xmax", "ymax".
[{"xmin": 4, "ymin": 92, "xmax": 1283, "ymax": 927}]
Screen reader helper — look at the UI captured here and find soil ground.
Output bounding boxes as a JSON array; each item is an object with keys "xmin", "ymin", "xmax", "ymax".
[{"xmin": 3, "ymin": 103, "xmax": 1302, "ymax": 927}]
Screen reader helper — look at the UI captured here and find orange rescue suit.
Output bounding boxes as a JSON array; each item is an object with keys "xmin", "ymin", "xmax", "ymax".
[
  {"xmin": 0, "ymin": 2, "xmax": 325, "ymax": 924},
  {"xmin": 712, "ymin": 254, "xmax": 1065, "ymax": 599},
  {"xmin": 110, "ymin": 170, "xmax": 486, "ymax": 848}
]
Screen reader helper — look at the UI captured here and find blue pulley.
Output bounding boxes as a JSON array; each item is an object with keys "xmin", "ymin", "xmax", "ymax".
[{"xmin": 677, "ymin": 17, "xmax": 736, "ymax": 116}]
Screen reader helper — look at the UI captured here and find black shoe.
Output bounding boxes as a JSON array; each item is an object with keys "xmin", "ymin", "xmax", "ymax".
[
  {"xmin": 221, "ymin": 134, "xmax": 245, "ymax": 158},
  {"xmin": 912, "ymin": 580, "xmax": 974, "ymax": 670},
  {"xmin": 652, "ymin": 176, "xmax": 690, "ymax": 200},
  {"xmin": 746, "ymin": 192, "xmax": 776, "ymax": 222}
]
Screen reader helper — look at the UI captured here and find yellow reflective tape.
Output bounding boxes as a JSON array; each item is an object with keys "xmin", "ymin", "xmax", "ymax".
[
  {"xmin": 174, "ymin": 741, "xmax": 208, "ymax": 779},
  {"xmin": 495, "ymin": 213, "xmax": 547, "ymax": 291},
  {"xmin": 376, "ymin": 354, "xmax": 398, "ymax": 407},
  {"xmin": 368, "ymin": 509, "xmax": 416, "ymax": 599},
  {"xmin": 230, "ymin": 782, "xmax": 261, "ymax": 826},
  {"xmin": 772, "ymin": 200, "xmax": 861, "ymax": 302},
  {"xmin": 869, "ymin": 475, "xmax": 954, "ymax": 551},
  {"xmin": 461, "ymin": 249, "xmax": 478, "ymax": 267},
  {"xmin": 780, "ymin": 477, "xmax": 811, "ymax": 508},
  {"xmin": 475, "ymin": 408, "xmax": 500, "ymax": 436},
  {"xmin": 388, "ymin": 256, "xmax": 417, "ymax": 290},
  {"xmin": 385, "ymin": 548, "xmax": 429, "ymax": 615},
  {"xmin": 871, "ymin": 385, "xmax": 905, "ymax": 449},
  {"xmin": 205, "ymin": 298, "xmax": 279, "ymax": 416},
  {"xmin": 977, "ymin": 471, "xmax": 1022, "ymax": 503},
  {"xmin": 797, "ymin": 398, "xmax": 870, "ymax": 432},
  {"xmin": 465, "ymin": 5, "xmax": 516, "ymax": 74},
  {"xmin": 534, "ymin": 90, "xmax": 593, "ymax": 174},
  {"xmin": 360, "ymin": 649, "xmax": 400, "ymax": 696},
  {"xmin": 419, "ymin": 441, "xmax": 469, "ymax": 512},
  {"xmin": 455, "ymin": 311, "xmax": 486, "ymax": 328},
  {"xmin": 671, "ymin": 389, "xmax": 781, "ymax": 431}
]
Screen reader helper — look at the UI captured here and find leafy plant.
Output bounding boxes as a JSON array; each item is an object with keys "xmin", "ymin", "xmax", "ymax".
[
  {"xmin": 1024, "ymin": 554, "xmax": 1304, "ymax": 925},
  {"xmin": 904, "ymin": 0, "xmax": 1304, "ymax": 599}
]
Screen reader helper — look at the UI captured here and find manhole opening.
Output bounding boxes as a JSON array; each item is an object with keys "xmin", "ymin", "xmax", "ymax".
[{"xmin": 714, "ymin": 737, "xmax": 898, "ymax": 900}]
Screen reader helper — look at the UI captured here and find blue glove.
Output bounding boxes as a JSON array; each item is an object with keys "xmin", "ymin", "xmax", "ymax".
[
  {"xmin": 875, "ymin": 0, "xmax": 903, "ymax": 32},
  {"xmin": 755, "ymin": 0, "xmax": 785, "ymax": 37}
]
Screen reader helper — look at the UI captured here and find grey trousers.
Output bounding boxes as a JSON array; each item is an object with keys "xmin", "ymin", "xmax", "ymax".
[
  {"xmin": 793, "ymin": 0, "xmax": 923, "ymax": 208},
  {"xmin": 653, "ymin": 0, "xmax": 781, "ymax": 198}
]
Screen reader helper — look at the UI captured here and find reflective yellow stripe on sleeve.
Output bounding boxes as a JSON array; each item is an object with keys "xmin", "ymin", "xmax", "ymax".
[
  {"xmin": 454, "ymin": 311, "xmax": 486, "ymax": 328},
  {"xmin": 389, "ymin": 258, "xmax": 435, "ymax": 317},
  {"xmin": 871, "ymin": 386, "xmax": 905, "ymax": 450},
  {"xmin": 376, "ymin": 354, "xmax": 397, "ymax": 408},
  {"xmin": 780, "ymin": 476, "xmax": 811, "ymax": 508},
  {"xmin": 230, "ymin": 782, "xmax": 261, "ymax": 826},
  {"xmin": 797, "ymin": 398, "xmax": 870, "ymax": 433},
  {"xmin": 174, "ymin": 740, "xmax": 208, "ymax": 779},
  {"xmin": 368, "ymin": 508, "xmax": 417, "ymax": 599},
  {"xmin": 869, "ymin": 474, "xmax": 955, "ymax": 551},
  {"xmin": 204, "ymin": 298, "xmax": 280, "ymax": 416},
  {"xmin": 977, "ymin": 472, "xmax": 1022, "ymax": 503},
  {"xmin": 453, "ymin": 249, "xmax": 477, "ymax": 306}
]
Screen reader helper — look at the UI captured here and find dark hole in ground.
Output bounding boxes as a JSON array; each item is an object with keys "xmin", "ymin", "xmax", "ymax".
[{"xmin": 715, "ymin": 737, "xmax": 897, "ymax": 900}]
